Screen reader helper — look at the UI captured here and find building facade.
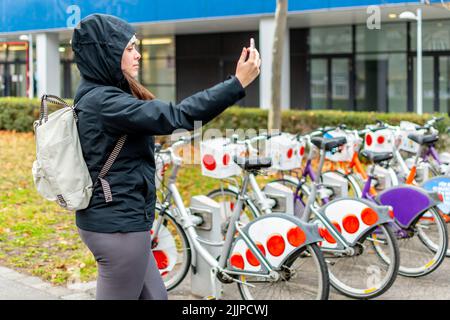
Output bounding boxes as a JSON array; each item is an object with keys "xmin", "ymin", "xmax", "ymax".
[{"xmin": 1, "ymin": 0, "xmax": 450, "ymax": 113}]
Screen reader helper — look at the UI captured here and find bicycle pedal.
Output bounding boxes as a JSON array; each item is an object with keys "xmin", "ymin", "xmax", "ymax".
[{"xmin": 203, "ymin": 295, "xmax": 217, "ymax": 300}]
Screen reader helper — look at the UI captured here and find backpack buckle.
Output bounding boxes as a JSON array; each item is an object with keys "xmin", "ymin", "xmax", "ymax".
[{"xmin": 56, "ymin": 194, "xmax": 68, "ymax": 208}]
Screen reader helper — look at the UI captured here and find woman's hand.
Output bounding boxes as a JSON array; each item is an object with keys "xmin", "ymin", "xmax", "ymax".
[{"xmin": 235, "ymin": 47, "xmax": 261, "ymax": 89}]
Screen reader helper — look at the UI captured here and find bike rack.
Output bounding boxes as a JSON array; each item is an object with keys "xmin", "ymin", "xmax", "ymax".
[{"xmin": 189, "ymin": 195, "xmax": 224, "ymax": 298}]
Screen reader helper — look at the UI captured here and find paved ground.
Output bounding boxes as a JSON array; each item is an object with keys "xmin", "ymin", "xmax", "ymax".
[
  {"xmin": 1, "ymin": 257, "xmax": 450, "ymax": 300},
  {"xmin": 0, "ymin": 266, "xmax": 94, "ymax": 300}
]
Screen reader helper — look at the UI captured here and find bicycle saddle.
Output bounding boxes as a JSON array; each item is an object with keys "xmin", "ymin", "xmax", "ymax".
[
  {"xmin": 407, "ymin": 133, "xmax": 439, "ymax": 146},
  {"xmin": 310, "ymin": 137, "xmax": 347, "ymax": 152},
  {"xmin": 360, "ymin": 150, "xmax": 393, "ymax": 163},
  {"xmin": 232, "ymin": 156, "xmax": 272, "ymax": 171}
]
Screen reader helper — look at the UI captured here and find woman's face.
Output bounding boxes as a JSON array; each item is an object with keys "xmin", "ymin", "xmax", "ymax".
[{"xmin": 121, "ymin": 37, "xmax": 141, "ymax": 78}]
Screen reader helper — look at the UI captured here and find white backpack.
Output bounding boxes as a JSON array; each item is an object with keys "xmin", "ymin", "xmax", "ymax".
[{"xmin": 32, "ymin": 94, "xmax": 126, "ymax": 211}]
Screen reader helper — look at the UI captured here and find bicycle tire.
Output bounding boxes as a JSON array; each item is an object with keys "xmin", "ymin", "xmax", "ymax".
[
  {"xmin": 237, "ymin": 243, "xmax": 330, "ymax": 300},
  {"xmin": 152, "ymin": 206, "xmax": 192, "ymax": 291}
]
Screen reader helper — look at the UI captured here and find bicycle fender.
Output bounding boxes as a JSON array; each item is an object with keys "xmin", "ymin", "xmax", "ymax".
[
  {"xmin": 318, "ymin": 198, "xmax": 392, "ymax": 247},
  {"xmin": 375, "ymin": 185, "xmax": 437, "ymax": 228},
  {"xmin": 227, "ymin": 213, "xmax": 321, "ymax": 274},
  {"xmin": 421, "ymin": 175, "xmax": 450, "ymax": 214},
  {"xmin": 226, "ymin": 184, "xmax": 240, "ymax": 194},
  {"xmin": 282, "ymin": 175, "xmax": 300, "ymax": 186}
]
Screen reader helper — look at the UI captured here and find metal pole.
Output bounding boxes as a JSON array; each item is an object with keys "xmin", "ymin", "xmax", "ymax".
[
  {"xmin": 417, "ymin": 8, "xmax": 423, "ymax": 115},
  {"xmin": 28, "ymin": 33, "xmax": 34, "ymax": 99}
]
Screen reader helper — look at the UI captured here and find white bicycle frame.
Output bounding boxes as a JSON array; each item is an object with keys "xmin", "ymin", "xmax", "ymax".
[
  {"xmin": 220, "ymin": 134, "xmax": 360, "ymax": 256},
  {"xmin": 154, "ymin": 142, "xmax": 283, "ymax": 298}
]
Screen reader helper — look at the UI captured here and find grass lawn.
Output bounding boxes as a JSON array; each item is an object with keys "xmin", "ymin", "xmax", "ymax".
[{"xmin": 0, "ymin": 131, "xmax": 277, "ymax": 286}]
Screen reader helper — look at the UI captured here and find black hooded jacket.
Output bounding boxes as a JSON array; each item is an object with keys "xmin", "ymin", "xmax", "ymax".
[{"xmin": 72, "ymin": 14, "xmax": 245, "ymax": 233}]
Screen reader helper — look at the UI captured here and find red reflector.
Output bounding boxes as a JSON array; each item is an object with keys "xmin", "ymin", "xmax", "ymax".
[
  {"xmin": 287, "ymin": 148, "xmax": 293, "ymax": 159},
  {"xmin": 389, "ymin": 209, "xmax": 395, "ymax": 219},
  {"xmin": 266, "ymin": 234, "xmax": 286, "ymax": 257},
  {"xmin": 332, "ymin": 221, "xmax": 342, "ymax": 234},
  {"xmin": 300, "ymin": 146, "xmax": 305, "ymax": 156},
  {"xmin": 377, "ymin": 135, "xmax": 385, "ymax": 144},
  {"xmin": 287, "ymin": 227, "xmax": 306, "ymax": 247},
  {"xmin": 223, "ymin": 153, "xmax": 230, "ymax": 166},
  {"xmin": 438, "ymin": 193, "xmax": 444, "ymax": 202},
  {"xmin": 366, "ymin": 134, "xmax": 373, "ymax": 146},
  {"xmin": 361, "ymin": 207, "xmax": 379, "ymax": 226},
  {"xmin": 319, "ymin": 227, "xmax": 336, "ymax": 244},
  {"xmin": 245, "ymin": 242, "xmax": 266, "ymax": 267},
  {"xmin": 230, "ymin": 253, "xmax": 245, "ymax": 270},
  {"xmin": 343, "ymin": 214, "xmax": 360, "ymax": 234},
  {"xmin": 153, "ymin": 250, "xmax": 169, "ymax": 270},
  {"xmin": 202, "ymin": 154, "xmax": 216, "ymax": 171}
]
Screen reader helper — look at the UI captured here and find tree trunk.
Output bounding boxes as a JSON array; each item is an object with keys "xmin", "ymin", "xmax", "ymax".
[{"xmin": 269, "ymin": 0, "xmax": 288, "ymax": 131}]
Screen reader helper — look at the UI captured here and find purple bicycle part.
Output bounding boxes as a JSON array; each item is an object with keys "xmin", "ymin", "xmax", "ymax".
[
  {"xmin": 359, "ymin": 171, "xmax": 435, "ymax": 237},
  {"xmin": 293, "ymin": 158, "xmax": 330, "ymax": 209}
]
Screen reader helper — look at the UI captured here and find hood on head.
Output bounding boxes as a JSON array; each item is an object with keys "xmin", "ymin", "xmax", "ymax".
[{"xmin": 72, "ymin": 14, "xmax": 135, "ymax": 89}]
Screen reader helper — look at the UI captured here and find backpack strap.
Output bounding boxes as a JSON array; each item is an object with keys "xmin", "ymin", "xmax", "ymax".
[
  {"xmin": 40, "ymin": 93, "xmax": 126, "ymax": 204},
  {"xmin": 95, "ymin": 135, "xmax": 128, "ymax": 203},
  {"xmin": 39, "ymin": 94, "xmax": 77, "ymax": 125}
]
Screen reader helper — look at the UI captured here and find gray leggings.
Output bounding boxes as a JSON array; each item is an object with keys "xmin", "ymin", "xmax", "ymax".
[{"xmin": 78, "ymin": 228, "xmax": 168, "ymax": 300}]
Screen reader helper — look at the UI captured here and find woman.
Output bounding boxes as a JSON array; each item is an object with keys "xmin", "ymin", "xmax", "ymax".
[{"xmin": 71, "ymin": 13, "xmax": 260, "ymax": 300}]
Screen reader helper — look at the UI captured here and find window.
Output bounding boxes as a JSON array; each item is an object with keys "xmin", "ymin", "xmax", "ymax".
[
  {"xmin": 139, "ymin": 37, "xmax": 175, "ymax": 102},
  {"xmin": 356, "ymin": 53, "xmax": 407, "ymax": 112},
  {"xmin": 411, "ymin": 20, "xmax": 450, "ymax": 51},
  {"xmin": 356, "ymin": 23, "xmax": 406, "ymax": 53},
  {"xmin": 309, "ymin": 26, "xmax": 352, "ymax": 54},
  {"xmin": 59, "ymin": 44, "xmax": 80, "ymax": 99}
]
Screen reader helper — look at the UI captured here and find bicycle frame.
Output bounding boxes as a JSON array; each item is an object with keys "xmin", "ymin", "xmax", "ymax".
[
  {"xmin": 155, "ymin": 148, "xmax": 316, "ymax": 298},
  {"xmin": 343, "ymin": 148, "xmax": 441, "ymax": 230},
  {"xmin": 288, "ymin": 140, "xmax": 393, "ymax": 254}
]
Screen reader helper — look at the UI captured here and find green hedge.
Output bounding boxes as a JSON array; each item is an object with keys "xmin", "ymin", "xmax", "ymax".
[
  {"xmin": 0, "ymin": 97, "xmax": 68, "ymax": 132},
  {"xmin": 0, "ymin": 97, "xmax": 448, "ymax": 137},
  {"xmin": 206, "ymin": 107, "xmax": 450, "ymax": 134}
]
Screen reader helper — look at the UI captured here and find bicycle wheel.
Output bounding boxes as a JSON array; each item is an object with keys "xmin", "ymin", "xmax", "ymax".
[
  {"xmin": 327, "ymin": 224, "xmax": 399, "ymax": 299},
  {"xmin": 151, "ymin": 206, "xmax": 191, "ymax": 291},
  {"xmin": 207, "ymin": 188, "xmax": 259, "ymax": 234},
  {"xmin": 237, "ymin": 244, "xmax": 329, "ymax": 300},
  {"xmin": 376, "ymin": 206, "xmax": 448, "ymax": 276}
]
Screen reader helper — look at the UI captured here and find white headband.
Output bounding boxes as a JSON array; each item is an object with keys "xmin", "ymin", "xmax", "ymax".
[{"xmin": 128, "ymin": 34, "xmax": 137, "ymax": 46}]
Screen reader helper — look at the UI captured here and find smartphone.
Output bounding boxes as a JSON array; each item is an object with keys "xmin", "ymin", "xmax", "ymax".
[{"xmin": 245, "ymin": 38, "xmax": 255, "ymax": 61}]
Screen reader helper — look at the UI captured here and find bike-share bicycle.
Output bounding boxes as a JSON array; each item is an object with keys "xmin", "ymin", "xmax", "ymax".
[
  {"xmin": 316, "ymin": 125, "xmax": 448, "ymax": 277},
  {"xmin": 150, "ymin": 135, "xmax": 330, "ymax": 300},
  {"xmin": 352, "ymin": 120, "xmax": 450, "ymax": 257},
  {"xmin": 207, "ymin": 133, "xmax": 400, "ymax": 299}
]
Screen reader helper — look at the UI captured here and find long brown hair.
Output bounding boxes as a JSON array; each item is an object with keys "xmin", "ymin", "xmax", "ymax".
[{"xmin": 124, "ymin": 72, "xmax": 155, "ymax": 100}]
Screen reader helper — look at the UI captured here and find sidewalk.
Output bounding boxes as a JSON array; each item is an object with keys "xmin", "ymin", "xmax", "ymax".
[
  {"xmin": 0, "ymin": 266, "xmax": 94, "ymax": 300},
  {"xmin": 2, "ymin": 259, "xmax": 450, "ymax": 300},
  {"xmin": 0, "ymin": 264, "xmax": 197, "ymax": 300}
]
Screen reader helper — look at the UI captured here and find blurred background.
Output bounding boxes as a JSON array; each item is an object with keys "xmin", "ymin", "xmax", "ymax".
[{"xmin": 0, "ymin": 0, "xmax": 450, "ymax": 114}]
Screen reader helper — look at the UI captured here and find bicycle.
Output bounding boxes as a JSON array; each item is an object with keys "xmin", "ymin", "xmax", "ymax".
[
  {"xmin": 317, "ymin": 125, "xmax": 449, "ymax": 277},
  {"xmin": 208, "ymin": 133, "xmax": 400, "ymax": 299},
  {"xmin": 151, "ymin": 135, "xmax": 330, "ymax": 300}
]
